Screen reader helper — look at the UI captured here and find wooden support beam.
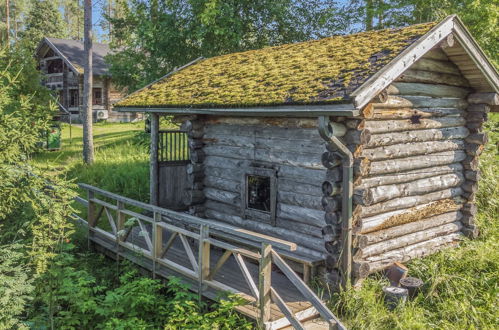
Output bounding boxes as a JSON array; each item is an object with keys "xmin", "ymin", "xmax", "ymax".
[
  {"xmin": 198, "ymin": 224, "xmax": 210, "ymax": 302},
  {"xmin": 258, "ymin": 243, "xmax": 272, "ymax": 325},
  {"xmin": 150, "ymin": 113, "xmax": 159, "ymax": 206}
]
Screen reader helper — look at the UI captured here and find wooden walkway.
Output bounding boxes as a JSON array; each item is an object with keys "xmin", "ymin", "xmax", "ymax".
[{"xmin": 75, "ymin": 184, "xmax": 345, "ymax": 330}]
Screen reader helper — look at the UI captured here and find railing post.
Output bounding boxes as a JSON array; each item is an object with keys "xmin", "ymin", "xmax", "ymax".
[
  {"xmin": 87, "ymin": 190, "xmax": 95, "ymax": 250},
  {"xmin": 152, "ymin": 211, "xmax": 162, "ymax": 279},
  {"xmin": 198, "ymin": 224, "xmax": 210, "ymax": 304},
  {"xmin": 259, "ymin": 243, "xmax": 272, "ymax": 325},
  {"xmin": 116, "ymin": 201, "xmax": 125, "ymax": 261}
]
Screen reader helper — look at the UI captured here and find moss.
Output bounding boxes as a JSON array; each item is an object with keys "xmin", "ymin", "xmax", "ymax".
[{"xmin": 117, "ymin": 22, "xmax": 436, "ymax": 108}]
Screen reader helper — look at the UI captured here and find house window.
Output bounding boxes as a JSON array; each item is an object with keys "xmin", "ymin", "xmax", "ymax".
[
  {"xmin": 93, "ymin": 88, "xmax": 103, "ymax": 105},
  {"xmin": 69, "ymin": 90, "xmax": 79, "ymax": 107},
  {"xmin": 241, "ymin": 166, "xmax": 276, "ymax": 225}
]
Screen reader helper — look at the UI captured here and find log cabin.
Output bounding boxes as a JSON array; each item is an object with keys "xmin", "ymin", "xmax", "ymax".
[
  {"xmin": 77, "ymin": 15, "xmax": 498, "ymax": 328},
  {"xmin": 35, "ymin": 37, "xmax": 141, "ymax": 122},
  {"xmin": 113, "ymin": 15, "xmax": 498, "ymax": 284}
]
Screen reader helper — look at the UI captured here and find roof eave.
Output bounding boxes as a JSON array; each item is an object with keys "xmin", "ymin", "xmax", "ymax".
[
  {"xmin": 350, "ymin": 15, "xmax": 456, "ymax": 109},
  {"xmin": 114, "ymin": 103, "xmax": 360, "ymax": 117},
  {"xmin": 350, "ymin": 15, "xmax": 499, "ymax": 109}
]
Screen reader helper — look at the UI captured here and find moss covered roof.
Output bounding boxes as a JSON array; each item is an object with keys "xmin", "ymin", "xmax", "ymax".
[{"xmin": 117, "ymin": 22, "xmax": 436, "ymax": 108}]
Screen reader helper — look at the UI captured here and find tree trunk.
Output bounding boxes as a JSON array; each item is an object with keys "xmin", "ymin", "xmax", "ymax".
[
  {"xmin": 5, "ymin": 0, "xmax": 9, "ymax": 47},
  {"xmin": 82, "ymin": 0, "xmax": 94, "ymax": 164}
]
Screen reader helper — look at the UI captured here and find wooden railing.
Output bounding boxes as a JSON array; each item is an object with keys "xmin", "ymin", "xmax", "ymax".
[
  {"xmin": 158, "ymin": 130, "xmax": 190, "ymax": 164},
  {"xmin": 75, "ymin": 183, "xmax": 345, "ymax": 330}
]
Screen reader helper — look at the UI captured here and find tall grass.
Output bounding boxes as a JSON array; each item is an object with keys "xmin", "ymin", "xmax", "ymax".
[{"xmin": 330, "ymin": 114, "xmax": 499, "ymax": 329}]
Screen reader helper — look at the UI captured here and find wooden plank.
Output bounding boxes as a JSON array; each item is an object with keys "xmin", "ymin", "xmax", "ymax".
[
  {"xmin": 179, "ymin": 233, "xmax": 199, "ymax": 272},
  {"xmin": 198, "ymin": 224, "xmax": 210, "ymax": 299},
  {"xmin": 208, "ymin": 250, "xmax": 233, "ymax": 280},
  {"xmin": 104, "ymin": 207, "xmax": 117, "ymax": 235},
  {"xmin": 156, "ymin": 221, "xmax": 200, "ymax": 239},
  {"xmin": 259, "ymin": 243, "xmax": 272, "ymax": 324},
  {"xmin": 234, "ymin": 253, "xmax": 260, "ymax": 299},
  {"xmin": 270, "ymin": 288, "xmax": 305, "ymax": 330},
  {"xmin": 161, "ymin": 232, "xmax": 178, "ymax": 258}
]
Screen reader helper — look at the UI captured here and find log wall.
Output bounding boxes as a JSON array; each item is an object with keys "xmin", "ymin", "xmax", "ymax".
[
  {"xmin": 351, "ymin": 48, "xmax": 492, "ymax": 278},
  {"xmin": 192, "ymin": 117, "xmax": 330, "ymax": 258}
]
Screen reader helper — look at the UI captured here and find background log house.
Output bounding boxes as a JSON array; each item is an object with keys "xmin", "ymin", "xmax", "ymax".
[{"xmin": 75, "ymin": 15, "xmax": 499, "ymax": 328}]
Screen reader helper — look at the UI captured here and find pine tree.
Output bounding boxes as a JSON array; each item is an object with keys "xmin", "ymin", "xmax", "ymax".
[{"xmin": 20, "ymin": 0, "xmax": 66, "ymax": 51}]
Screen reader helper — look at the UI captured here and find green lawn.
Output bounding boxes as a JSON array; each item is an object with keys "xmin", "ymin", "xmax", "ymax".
[{"xmin": 30, "ymin": 118, "xmax": 499, "ymax": 329}]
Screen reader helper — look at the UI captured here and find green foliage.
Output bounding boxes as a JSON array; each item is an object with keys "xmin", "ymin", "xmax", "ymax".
[
  {"xmin": 106, "ymin": 0, "xmax": 349, "ymax": 92},
  {"xmin": 19, "ymin": 0, "xmax": 66, "ymax": 51}
]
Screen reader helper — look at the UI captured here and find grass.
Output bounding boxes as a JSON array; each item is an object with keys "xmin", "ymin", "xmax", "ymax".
[{"xmin": 31, "ymin": 117, "xmax": 499, "ymax": 329}]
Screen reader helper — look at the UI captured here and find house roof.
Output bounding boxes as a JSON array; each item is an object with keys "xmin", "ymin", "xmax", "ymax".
[
  {"xmin": 39, "ymin": 37, "xmax": 112, "ymax": 76},
  {"xmin": 115, "ymin": 15, "xmax": 499, "ymax": 115}
]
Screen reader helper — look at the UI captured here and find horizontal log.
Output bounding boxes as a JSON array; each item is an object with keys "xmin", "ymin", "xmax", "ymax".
[
  {"xmin": 462, "ymin": 225, "xmax": 478, "ymax": 239},
  {"xmin": 421, "ymin": 49, "xmax": 449, "ymax": 61},
  {"xmin": 356, "ymin": 211, "xmax": 462, "ymax": 248},
  {"xmin": 467, "ymin": 92, "xmax": 499, "ymax": 105},
  {"xmin": 182, "ymin": 189, "xmax": 205, "ymax": 205},
  {"xmin": 187, "ymin": 129, "xmax": 204, "ymax": 139},
  {"xmin": 387, "ymin": 82, "xmax": 469, "ymax": 98},
  {"xmin": 279, "ymin": 178, "xmax": 322, "ymax": 196},
  {"xmin": 321, "ymin": 151, "xmax": 342, "ymax": 169},
  {"xmin": 203, "ymin": 176, "xmax": 239, "ymax": 193},
  {"xmin": 410, "ymin": 58, "xmax": 461, "ymax": 75},
  {"xmin": 465, "ymin": 143, "xmax": 485, "ymax": 156},
  {"xmin": 205, "ymin": 209, "xmax": 326, "ymax": 255},
  {"xmin": 354, "ymin": 173, "xmax": 464, "ymax": 206},
  {"xmin": 353, "ymin": 188, "xmax": 464, "ymax": 219},
  {"xmin": 461, "ymin": 180, "xmax": 477, "ymax": 194},
  {"xmin": 180, "ymin": 120, "xmax": 203, "ymax": 131},
  {"xmin": 357, "ymin": 163, "xmax": 463, "ymax": 190},
  {"xmin": 362, "ymin": 117, "xmax": 466, "ymax": 134},
  {"xmin": 343, "ymin": 129, "xmax": 371, "ymax": 144},
  {"xmin": 395, "ymin": 69, "xmax": 470, "ymax": 87},
  {"xmin": 204, "ymin": 187, "xmax": 240, "ymax": 206},
  {"xmin": 464, "ymin": 170, "xmax": 480, "ymax": 181},
  {"xmin": 465, "ymin": 110, "xmax": 487, "ymax": 123},
  {"xmin": 366, "ymin": 150, "xmax": 466, "ymax": 176},
  {"xmin": 465, "ymin": 132, "xmax": 488, "ymax": 145},
  {"xmin": 204, "ymin": 123, "xmax": 324, "ymax": 141},
  {"xmin": 467, "ymin": 104, "xmax": 490, "ymax": 113},
  {"xmin": 324, "ymin": 212, "xmax": 341, "ymax": 226},
  {"xmin": 365, "ymin": 233, "xmax": 462, "ymax": 274},
  {"xmin": 190, "ymin": 149, "xmax": 205, "ymax": 163},
  {"xmin": 278, "ymin": 191, "xmax": 322, "ymax": 210},
  {"xmin": 462, "ymin": 155, "xmax": 479, "ymax": 171},
  {"xmin": 322, "ymin": 181, "xmax": 342, "ymax": 197},
  {"xmin": 361, "ymin": 139, "xmax": 464, "ymax": 161},
  {"xmin": 373, "ymin": 96, "xmax": 468, "ymax": 110},
  {"xmin": 321, "ymin": 196, "xmax": 340, "ymax": 213},
  {"xmin": 278, "ymin": 203, "xmax": 325, "ymax": 227},
  {"xmin": 366, "ymin": 126, "xmax": 469, "ymax": 148},
  {"xmin": 372, "ymin": 107, "xmax": 464, "ymax": 120},
  {"xmin": 357, "ymin": 198, "xmax": 463, "ymax": 234},
  {"xmin": 356, "ymin": 221, "xmax": 462, "ymax": 258}
]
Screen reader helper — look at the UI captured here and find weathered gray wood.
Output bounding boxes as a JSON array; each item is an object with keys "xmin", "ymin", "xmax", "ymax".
[
  {"xmin": 321, "ymin": 151, "xmax": 342, "ymax": 168},
  {"xmin": 321, "ymin": 181, "xmax": 342, "ymax": 197},
  {"xmin": 356, "ymin": 211, "xmax": 463, "ymax": 248},
  {"xmin": 372, "ymin": 107, "xmax": 464, "ymax": 120},
  {"xmin": 387, "ymin": 82, "xmax": 469, "ymax": 98},
  {"xmin": 321, "ymin": 196, "xmax": 340, "ymax": 213},
  {"xmin": 467, "ymin": 92, "xmax": 499, "ymax": 105},
  {"xmin": 421, "ymin": 48, "xmax": 449, "ymax": 61},
  {"xmin": 464, "ymin": 170, "xmax": 480, "ymax": 181},
  {"xmin": 258, "ymin": 244, "xmax": 272, "ymax": 324},
  {"xmin": 277, "ymin": 203, "xmax": 325, "ymax": 227},
  {"xmin": 279, "ymin": 178, "xmax": 322, "ymax": 197},
  {"xmin": 205, "ymin": 209, "xmax": 326, "ymax": 254},
  {"xmin": 366, "ymin": 150, "xmax": 466, "ymax": 176},
  {"xmin": 182, "ymin": 189, "xmax": 205, "ymax": 205},
  {"xmin": 366, "ymin": 126, "xmax": 469, "ymax": 148},
  {"xmin": 357, "ymin": 163, "xmax": 463, "ymax": 190},
  {"xmin": 343, "ymin": 129, "xmax": 371, "ymax": 144},
  {"xmin": 462, "ymin": 155, "xmax": 479, "ymax": 171},
  {"xmin": 203, "ymin": 176, "xmax": 240, "ymax": 193},
  {"xmin": 410, "ymin": 58, "xmax": 461, "ymax": 75},
  {"xmin": 465, "ymin": 132, "xmax": 488, "ymax": 145},
  {"xmin": 465, "ymin": 143, "xmax": 485, "ymax": 156},
  {"xmin": 353, "ymin": 188, "xmax": 463, "ymax": 219},
  {"xmin": 204, "ymin": 187, "xmax": 240, "ymax": 206},
  {"xmin": 357, "ymin": 221, "xmax": 463, "ymax": 258},
  {"xmin": 361, "ymin": 140, "xmax": 465, "ymax": 161},
  {"xmin": 354, "ymin": 173, "xmax": 464, "ymax": 206},
  {"xmin": 395, "ymin": 69, "xmax": 470, "ymax": 87},
  {"xmin": 158, "ymin": 165, "xmax": 189, "ymax": 209},
  {"xmin": 365, "ymin": 233, "xmax": 462, "ymax": 273},
  {"xmin": 373, "ymin": 95, "xmax": 468, "ymax": 110},
  {"xmin": 278, "ymin": 191, "xmax": 322, "ymax": 210},
  {"xmin": 362, "ymin": 117, "xmax": 466, "ymax": 134},
  {"xmin": 467, "ymin": 104, "xmax": 490, "ymax": 113}
]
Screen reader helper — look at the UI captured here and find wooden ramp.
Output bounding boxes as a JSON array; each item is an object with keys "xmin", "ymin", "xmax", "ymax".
[{"xmin": 75, "ymin": 184, "xmax": 345, "ymax": 330}]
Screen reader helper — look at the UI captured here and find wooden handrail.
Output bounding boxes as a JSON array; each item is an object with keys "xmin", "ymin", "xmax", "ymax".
[
  {"xmin": 75, "ymin": 185, "xmax": 345, "ymax": 329},
  {"xmin": 78, "ymin": 183, "xmax": 297, "ymax": 251}
]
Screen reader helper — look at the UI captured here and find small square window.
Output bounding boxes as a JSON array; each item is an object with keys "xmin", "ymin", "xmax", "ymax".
[
  {"xmin": 241, "ymin": 166, "xmax": 276, "ymax": 225},
  {"xmin": 247, "ymin": 175, "xmax": 271, "ymax": 212}
]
